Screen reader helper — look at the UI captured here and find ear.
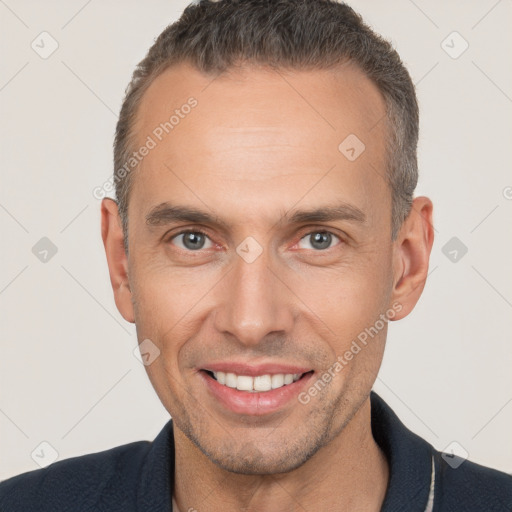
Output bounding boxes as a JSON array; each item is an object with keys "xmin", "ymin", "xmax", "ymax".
[
  {"xmin": 101, "ymin": 198, "xmax": 135, "ymax": 323},
  {"xmin": 389, "ymin": 196, "xmax": 434, "ymax": 321}
]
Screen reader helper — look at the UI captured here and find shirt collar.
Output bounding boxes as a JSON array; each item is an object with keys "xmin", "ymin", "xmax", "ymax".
[
  {"xmin": 136, "ymin": 420, "xmax": 174, "ymax": 511},
  {"xmin": 136, "ymin": 391, "xmax": 434, "ymax": 511},
  {"xmin": 370, "ymin": 391, "xmax": 434, "ymax": 512}
]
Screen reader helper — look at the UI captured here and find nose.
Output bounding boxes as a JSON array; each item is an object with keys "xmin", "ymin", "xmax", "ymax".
[{"xmin": 213, "ymin": 248, "xmax": 295, "ymax": 347}]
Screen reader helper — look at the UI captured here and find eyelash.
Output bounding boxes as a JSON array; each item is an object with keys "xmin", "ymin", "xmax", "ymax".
[{"xmin": 166, "ymin": 228, "xmax": 343, "ymax": 252}]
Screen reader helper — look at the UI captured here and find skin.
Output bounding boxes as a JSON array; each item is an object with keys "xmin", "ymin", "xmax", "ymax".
[{"xmin": 101, "ymin": 61, "xmax": 434, "ymax": 511}]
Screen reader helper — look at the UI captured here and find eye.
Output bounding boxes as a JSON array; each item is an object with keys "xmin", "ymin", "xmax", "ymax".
[
  {"xmin": 170, "ymin": 231, "xmax": 213, "ymax": 251},
  {"xmin": 297, "ymin": 231, "xmax": 341, "ymax": 251}
]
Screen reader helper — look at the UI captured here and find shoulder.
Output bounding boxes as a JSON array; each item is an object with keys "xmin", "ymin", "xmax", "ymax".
[
  {"xmin": 435, "ymin": 451, "xmax": 512, "ymax": 511},
  {"xmin": 369, "ymin": 392, "xmax": 512, "ymax": 511},
  {"xmin": 0, "ymin": 440, "xmax": 151, "ymax": 512}
]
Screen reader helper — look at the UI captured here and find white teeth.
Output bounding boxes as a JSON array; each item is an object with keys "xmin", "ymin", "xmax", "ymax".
[
  {"xmin": 225, "ymin": 372, "xmax": 238, "ymax": 388},
  {"xmin": 271, "ymin": 374, "xmax": 284, "ymax": 389},
  {"xmin": 236, "ymin": 375, "xmax": 253, "ymax": 391},
  {"xmin": 211, "ymin": 371, "xmax": 304, "ymax": 392},
  {"xmin": 254, "ymin": 374, "xmax": 272, "ymax": 392}
]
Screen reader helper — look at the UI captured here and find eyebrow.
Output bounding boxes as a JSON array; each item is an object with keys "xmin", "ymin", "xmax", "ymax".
[{"xmin": 145, "ymin": 201, "xmax": 366, "ymax": 229}]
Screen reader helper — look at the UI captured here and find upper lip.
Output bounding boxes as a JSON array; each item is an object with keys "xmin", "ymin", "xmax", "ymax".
[{"xmin": 200, "ymin": 361, "xmax": 313, "ymax": 377}]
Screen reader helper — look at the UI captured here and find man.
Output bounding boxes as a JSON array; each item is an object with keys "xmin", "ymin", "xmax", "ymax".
[{"xmin": 1, "ymin": 0, "xmax": 511, "ymax": 510}]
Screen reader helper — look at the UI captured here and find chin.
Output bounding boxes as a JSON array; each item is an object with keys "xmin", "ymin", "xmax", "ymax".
[
  {"xmin": 187, "ymin": 420, "xmax": 331, "ymax": 476},
  {"xmin": 204, "ymin": 444, "xmax": 318, "ymax": 476}
]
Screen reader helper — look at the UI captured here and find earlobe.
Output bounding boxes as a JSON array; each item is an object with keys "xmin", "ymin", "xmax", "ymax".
[
  {"xmin": 390, "ymin": 197, "xmax": 434, "ymax": 321},
  {"xmin": 101, "ymin": 198, "xmax": 135, "ymax": 323}
]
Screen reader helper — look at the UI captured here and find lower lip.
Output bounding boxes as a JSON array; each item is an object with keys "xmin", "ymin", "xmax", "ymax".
[{"xmin": 200, "ymin": 370, "xmax": 314, "ymax": 416}]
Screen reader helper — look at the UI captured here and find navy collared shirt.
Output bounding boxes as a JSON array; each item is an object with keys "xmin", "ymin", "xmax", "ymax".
[{"xmin": 1, "ymin": 392, "xmax": 511, "ymax": 511}]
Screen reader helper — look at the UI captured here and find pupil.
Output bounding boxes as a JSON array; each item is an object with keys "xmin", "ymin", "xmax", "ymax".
[
  {"xmin": 184, "ymin": 232, "xmax": 205, "ymax": 250},
  {"xmin": 311, "ymin": 232, "xmax": 331, "ymax": 250}
]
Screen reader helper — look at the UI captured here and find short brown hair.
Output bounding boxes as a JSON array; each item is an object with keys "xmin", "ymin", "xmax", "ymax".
[{"xmin": 113, "ymin": 0, "xmax": 419, "ymax": 250}]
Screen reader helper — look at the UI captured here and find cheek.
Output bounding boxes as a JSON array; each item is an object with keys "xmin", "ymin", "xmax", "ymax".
[
  {"xmin": 130, "ymin": 265, "xmax": 201, "ymax": 412},
  {"xmin": 130, "ymin": 259, "xmax": 223, "ymax": 399},
  {"xmin": 130, "ymin": 255, "xmax": 216, "ymax": 338},
  {"xmin": 292, "ymin": 249, "xmax": 393, "ymax": 343}
]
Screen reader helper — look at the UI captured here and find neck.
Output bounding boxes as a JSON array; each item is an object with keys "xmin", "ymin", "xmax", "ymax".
[{"xmin": 173, "ymin": 397, "xmax": 389, "ymax": 512}]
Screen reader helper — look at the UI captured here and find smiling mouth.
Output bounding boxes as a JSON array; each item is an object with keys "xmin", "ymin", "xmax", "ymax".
[{"xmin": 202, "ymin": 370, "xmax": 314, "ymax": 393}]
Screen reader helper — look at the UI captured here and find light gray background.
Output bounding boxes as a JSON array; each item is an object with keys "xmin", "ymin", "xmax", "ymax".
[{"xmin": 1, "ymin": 0, "xmax": 511, "ymax": 480}]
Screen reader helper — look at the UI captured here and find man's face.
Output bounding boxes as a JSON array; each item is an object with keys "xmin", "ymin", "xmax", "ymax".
[{"xmin": 125, "ymin": 61, "xmax": 397, "ymax": 473}]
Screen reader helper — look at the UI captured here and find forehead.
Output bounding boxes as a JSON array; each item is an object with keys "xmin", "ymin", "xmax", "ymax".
[{"xmin": 129, "ymin": 61, "xmax": 389, "ymax": 230}]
